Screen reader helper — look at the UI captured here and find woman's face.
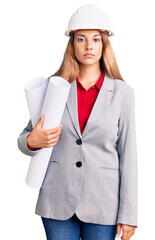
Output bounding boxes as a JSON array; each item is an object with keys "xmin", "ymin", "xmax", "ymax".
[{"xmin": 73, "ymin": 29, "xmax": 103, "ymax": 66}]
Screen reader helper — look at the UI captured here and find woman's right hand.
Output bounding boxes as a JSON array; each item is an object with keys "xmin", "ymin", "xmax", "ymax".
[{"xmin": 26, "ymin": 113, "xmax": 62, "ymax": 149}]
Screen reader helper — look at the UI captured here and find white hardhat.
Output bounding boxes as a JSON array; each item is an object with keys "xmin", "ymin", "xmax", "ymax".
[{"xmin": 65, "ymin": 4, "xmax": 114, "ymax": 37}]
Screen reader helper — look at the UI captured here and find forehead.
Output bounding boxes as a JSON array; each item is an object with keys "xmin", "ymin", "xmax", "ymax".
[{"xmin": 74, "ymin": 29, "xmax": 101, "ymax": 36}]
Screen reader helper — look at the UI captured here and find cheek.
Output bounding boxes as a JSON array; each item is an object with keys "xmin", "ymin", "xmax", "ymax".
[
  {"xmin": 74, "ymin": 44, "xmax": 80, "ymax": 58},
  {"xmin": 74, "ymin": 47, "xmax": 83, "ymax": 60},
  {"xmin": 96, "ymin": 44, "xmax": 103, "ymax": 57}
]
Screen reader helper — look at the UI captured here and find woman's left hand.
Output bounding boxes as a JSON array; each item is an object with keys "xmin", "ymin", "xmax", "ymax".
[{"xmin": 116, "ymin": 224, "xmax": 136, "ymax": 239}]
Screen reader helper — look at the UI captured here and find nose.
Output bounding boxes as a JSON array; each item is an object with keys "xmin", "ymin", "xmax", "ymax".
[
  {"xmin": 86, "ymin": 46, "xmax": 92, "ymax": 50},
  {"xmin": 85, "ymin": 39, "xmax": 93, "ymax": 50}
]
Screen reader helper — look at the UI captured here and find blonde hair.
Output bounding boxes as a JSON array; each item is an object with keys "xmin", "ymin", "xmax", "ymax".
[{"xmin": 48, "ymin": 31, "xmax": 124, "ymax": 83}]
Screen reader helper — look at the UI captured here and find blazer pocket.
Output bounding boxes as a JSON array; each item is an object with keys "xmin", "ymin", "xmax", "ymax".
[
  {"xmin": 49, "ymin": 159, "xmax": 59, "ymax": 162},
  {"xmin": 99, "ymin": 160, "xmax": 119, "ymax": 170},
  {"xmin": 41, "ymin": 159, "xmax": 59, "ymax": 188}
]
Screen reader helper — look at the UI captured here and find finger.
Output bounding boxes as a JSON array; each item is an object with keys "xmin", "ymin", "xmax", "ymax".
[
  {"xmin": 127, "ymin": 230, "xmax": 134, "ymax": 239},
  {"xmin": 36, "ymin": 113, "xmax": 44, "ymax": 128},
  {"xmin": 124, "ymin": 229, "xmax": 134, "ymax": 240},
  {"xmin": 46, "ymin": 136, "xmax": 59, "ymax": 144},
  {"xmin": 47, "ymin": 125, "xmax": 62, "ymax": 134},
  {"xmin": 116, "ymin": 224, "xmax": 121, "ymax": 238},
  {"xmin": 121, "ymin": 231, "xmax": 128, "ymax": 240},
  {"xmin": 40, "ymin": 139, "xmax": 58, "ymax": 148},
  {"xmin": 46, "ymin": 139, "xmax": 58, "ymax": 147},
  {"xmin": 45, "ymin": 129, "xmax": 62, "ymax": 139}
]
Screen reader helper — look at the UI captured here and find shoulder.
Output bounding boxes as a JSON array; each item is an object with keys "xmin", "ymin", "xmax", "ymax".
[
  {"xmin": 114, "ymin": 78, "xmax": 134, "ymax": 92},
  {"xmin": 111, "ymin": 78, "xmax": 136, "ymax": 115},
  {"xmin": 105, "ymin": 76, "xmax": 136, "ymax": 111},
  {"xmin": 112, "ymin": 78, "xmax": 135, "ymax": 101}
]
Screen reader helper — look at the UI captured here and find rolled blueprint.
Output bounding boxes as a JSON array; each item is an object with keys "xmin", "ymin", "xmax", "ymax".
[
  {"xmin": 24, "ymin": 77, "xmax": 48, "ymax": 127},
  {"xmin": 24, "ymin": 76, "xmax": 71, "ymax": 188}
]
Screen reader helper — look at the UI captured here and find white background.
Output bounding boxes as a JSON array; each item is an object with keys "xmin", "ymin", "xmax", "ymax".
[{"xmin": 0, "ymin": 0, "xmax": 154, "ymax": 239}]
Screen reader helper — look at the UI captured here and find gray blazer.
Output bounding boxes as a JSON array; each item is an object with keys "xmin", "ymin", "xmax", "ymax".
[{"xmin": 18, "ymin": 71, "xmax": 138, "ymax": 227}]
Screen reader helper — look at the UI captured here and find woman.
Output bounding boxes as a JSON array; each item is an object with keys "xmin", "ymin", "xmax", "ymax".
[{"xmin": 18, "ymin": 4, "xmax": 138, "ymax": 240}]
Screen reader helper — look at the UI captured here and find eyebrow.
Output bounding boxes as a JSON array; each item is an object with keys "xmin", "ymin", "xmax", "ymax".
[{"xmin": 75, "ymin": 34, "xmax": 101, "ymax": 37}]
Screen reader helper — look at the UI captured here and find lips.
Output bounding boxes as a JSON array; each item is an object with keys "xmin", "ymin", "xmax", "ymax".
[{"xmin": 84, "ymin": 53, "xmax": 94, "ymax": 56}]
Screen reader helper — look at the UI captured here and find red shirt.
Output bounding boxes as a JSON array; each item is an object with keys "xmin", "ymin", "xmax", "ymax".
[
  {"xmin": 27, "ymin": 70, "xmax": 104, "ymax": 150},
  {"xmin": 76, "ymin": 70, "xmax": 104, "ymax": 134}
]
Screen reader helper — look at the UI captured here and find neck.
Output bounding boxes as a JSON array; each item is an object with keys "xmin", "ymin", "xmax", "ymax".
[{"xmin": 78, "ymin": 63, "xmax": 102, "ymax": 84}]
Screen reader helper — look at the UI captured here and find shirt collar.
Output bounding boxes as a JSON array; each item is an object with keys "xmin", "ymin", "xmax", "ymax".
[{"xmin": 76, "ymin": 69, "xmax": 104, "ymax": 91}]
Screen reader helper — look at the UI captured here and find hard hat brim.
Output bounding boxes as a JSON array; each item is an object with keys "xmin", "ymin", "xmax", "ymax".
[{"xmin": 64, "ymin": 29, "xmax": 114, "ymax": 37}]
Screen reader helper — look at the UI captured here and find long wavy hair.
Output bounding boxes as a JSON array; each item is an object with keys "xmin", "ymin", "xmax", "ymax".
[{"xmin": 48, "ymin": 31, "xmax": 124, "ymax": 83}]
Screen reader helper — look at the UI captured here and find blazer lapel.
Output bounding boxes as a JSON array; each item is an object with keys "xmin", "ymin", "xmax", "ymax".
[{"xmin": 66, "ymin": 71, "xmax": 114, "ymax": 139}]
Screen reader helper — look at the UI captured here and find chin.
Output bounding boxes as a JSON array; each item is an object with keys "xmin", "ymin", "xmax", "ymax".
[{"xmin": 81, "ymin": 59, "xmax": 95, "ymax": 64}]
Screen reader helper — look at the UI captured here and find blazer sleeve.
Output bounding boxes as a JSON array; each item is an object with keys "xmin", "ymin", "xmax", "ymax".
[
  {"xmin": 17, "ymin": 119, "xmax": 41, "ymax": 157},
  {"xmin": 116, "ymin": 88, "xmax": 138, "ymax": 227}
]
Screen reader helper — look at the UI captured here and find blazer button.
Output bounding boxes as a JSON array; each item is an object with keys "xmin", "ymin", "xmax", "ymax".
[
  {"xmin": 76, "ymin": 161, "xmax": 82, "ymax": 167},
  {"xmin": 76, "ymin": 139, "xmax": 82, "ymax": 145}
]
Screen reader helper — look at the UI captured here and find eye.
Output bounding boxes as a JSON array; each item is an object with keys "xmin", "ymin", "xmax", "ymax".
[
  {"xmin": 77, "ymin": 38, "xmax": 85, "ymax": 42},
  {"xmin": 94, "ymin": 39, "xmax": 100, "ymax": 42}
]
